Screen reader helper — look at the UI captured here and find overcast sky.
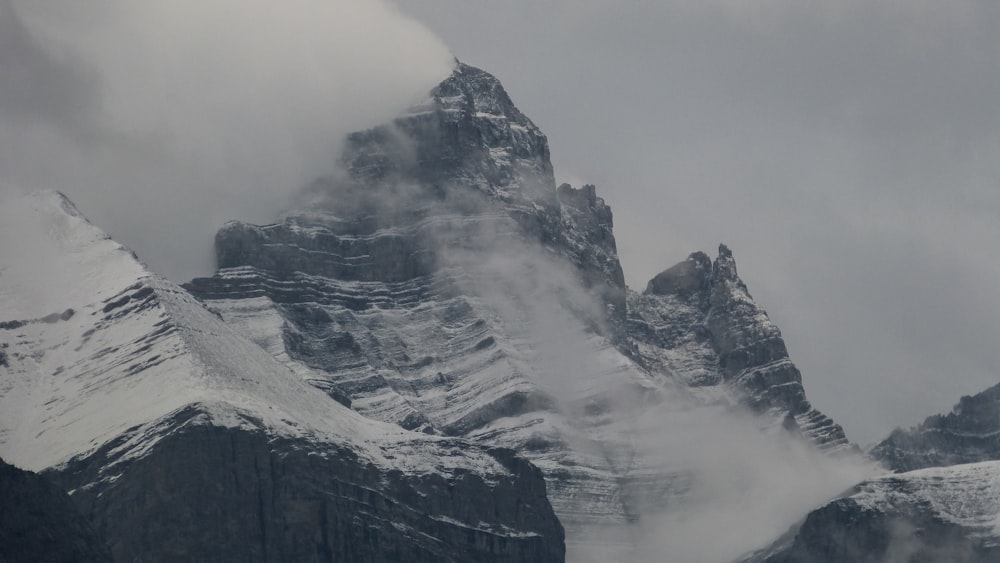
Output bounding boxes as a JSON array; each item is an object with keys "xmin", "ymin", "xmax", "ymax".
[
  {"xmin": 2, "ymin": 0, "xmax": 998, "ymax": 446},
  {"xmin": 396, "ymin": 0, "xmax": 1000, "ymax": 445}
]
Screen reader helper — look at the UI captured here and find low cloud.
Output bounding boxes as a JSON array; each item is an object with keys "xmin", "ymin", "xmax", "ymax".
[{"xmin": 1, "ymin": 0, "xmax": 454, "ymax": 281}]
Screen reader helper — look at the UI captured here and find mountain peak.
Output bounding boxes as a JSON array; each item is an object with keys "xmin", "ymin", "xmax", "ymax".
[
  {"xmin": 338, "ymin": 60, "xmax": 554, "ymax": 200},
  {"xmin": 430, "ymin": 61, "xmax": 537, "ymax": 129},
  {"xmin": 0, "ymin": 189, "xmax": 146, "ymax": 320}
]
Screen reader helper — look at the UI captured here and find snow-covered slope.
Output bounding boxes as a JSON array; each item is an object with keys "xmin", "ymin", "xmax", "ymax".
[
  {"xmin": 742, "ymin": 461, "xmax": 1000, "ymax": 563},
  {"xmin": 0, "ymin": 191, "xmax": 501, "ymax": 474},
  {"xmin": 0, "ymin": 190, "xmax": 564, "ymax": 562}
]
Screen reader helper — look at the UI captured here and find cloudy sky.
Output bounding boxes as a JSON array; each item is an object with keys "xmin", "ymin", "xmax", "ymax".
[
  {"xmin": 1, "ymin": 0, "xmax": 454, "ymax": 279},
  {"xmin": 2, "ymin": 0, "xmax": 998, "ymax": 445},
  {"xmin": 398, "ymin": 0, "xmax": 1000, "ymax": 445}
]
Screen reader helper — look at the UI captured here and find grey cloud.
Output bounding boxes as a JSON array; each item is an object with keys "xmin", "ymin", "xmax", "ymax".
[
  {"xmin": 0, "ymin": 0, "xmax": 99, "ymax": 131},
  {"xmin": 1, "ymin": 0, "xmax": 455, "ymax": 281}
]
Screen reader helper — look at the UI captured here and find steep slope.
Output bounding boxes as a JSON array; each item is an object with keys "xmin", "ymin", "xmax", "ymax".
[
  {"xmin": 0, "ymin": 191, "xmax": 564, "ymax": 562},
  {"xmin": 871, "ymin": 383, "xmax": 1000, "ymax": 472},
  {"xmin": 0, "ymin": 456, "xmax": 112, "ymax": 563},
  {"xmin": 187, "ymin": 61, "xmax": 859, "ymax": 559},
  {"xmin": 741, "ymin": 461, "xmax": 1000, "ymax": 563}
]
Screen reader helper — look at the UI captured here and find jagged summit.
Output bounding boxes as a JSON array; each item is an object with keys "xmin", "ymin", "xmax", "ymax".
[
  {"xmin": 432, "ymin": 61, "xmax": 541, "ymax": 132},
  {"xmin": 713, "ymin": 242, "xmax": 741, "ymax": 282},
  {"xmin": 337, "ymin": 60, "xmax": 553, "ymax": 201}
]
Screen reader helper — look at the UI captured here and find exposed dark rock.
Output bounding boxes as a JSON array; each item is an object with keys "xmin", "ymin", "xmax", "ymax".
[
  {"xmin": 50, "ymin": 407, "xmax": 564, "ymax": 563},
  {"xmin": 645, "ymin": 251, "xmax": 712, "ymax": 298},
  {"xmin": 0, "ymin": 457, "xmax": 112, "ymax": 563},
  {"xmin": 871, "ymin": 382, "xmax": 1000, "ymax": 472}
]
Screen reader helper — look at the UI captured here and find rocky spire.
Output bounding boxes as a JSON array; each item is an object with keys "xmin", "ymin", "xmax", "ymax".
[{"xmin": 712, "ymin": 243, "xmax": 741, "ymax": 283}]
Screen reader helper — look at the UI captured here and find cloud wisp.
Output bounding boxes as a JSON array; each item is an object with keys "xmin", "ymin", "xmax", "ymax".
[{"xmin": 1, "ymin": 0, "xmax": 454, "ymax": 281}]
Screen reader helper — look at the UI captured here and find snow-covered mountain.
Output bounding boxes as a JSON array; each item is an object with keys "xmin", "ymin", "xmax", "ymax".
[
  {"xmin": 8, "ymin": 58, "xmax": 988, "ymax": 563},
  {"xmin": 0, "ymin": 190, "xmax": 564, "ymax": 562},
  {"xmin": 185, "ymin": 61, "xmax": 861, "ymax": 561}
]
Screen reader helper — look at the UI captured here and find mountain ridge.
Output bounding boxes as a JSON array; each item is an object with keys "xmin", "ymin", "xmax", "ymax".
[{"xmin": 0, "ymin": 189, "xmax": 565, "ymax": 562}]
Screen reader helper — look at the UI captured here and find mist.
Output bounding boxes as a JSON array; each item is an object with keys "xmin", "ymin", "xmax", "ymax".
[{"xmin": 0, "ymin": 0, "xmax": 453, "ymax": 281}]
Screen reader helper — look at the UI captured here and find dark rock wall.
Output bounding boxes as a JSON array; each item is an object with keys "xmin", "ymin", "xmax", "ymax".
[
  {"xmin": 51, "ymin": 410, "xmax": 564, "ymax": 563},
  {"xmin": 0, "ymin": 457, "xmax": 112, "ymax": 563}
]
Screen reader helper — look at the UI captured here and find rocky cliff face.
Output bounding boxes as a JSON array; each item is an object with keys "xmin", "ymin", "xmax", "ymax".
[
  {"xmin": 187, "ymin": 61, "xmax": 854, "ymax": 557},
  {"xmin": 0, "ymin": 191, "xmax": 564, "ymax": 563},
  {"xmin": 0, "ymin": 457, "xmax": 112, "ymax": 563},
  {"xmin": 871, "ymin": 383, "xmax": 1000, "ymax": 472}
]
